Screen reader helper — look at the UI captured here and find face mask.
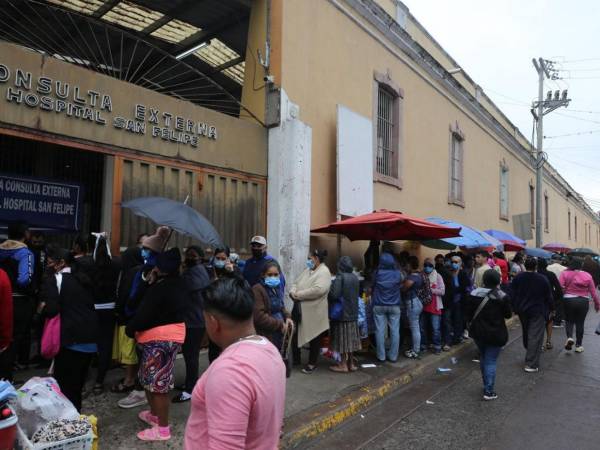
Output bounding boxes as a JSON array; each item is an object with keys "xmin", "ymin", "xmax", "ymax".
[
  {"xmin": 141, "ymin": 248, "xmax": 152, "ymax": 262},
  {"xmin": 214, "ymin": 259, "xmax": 226, "ymax": 269},
  {"xmin": 264, "ymin": 276, "xmax": 281, "ymax": 288},
  {"xmin": 306, "ymin": 259, "xmax": 315, "ymax": 270},
  {"xmin": 451, "ymin": 262, "xmax": 460, "ymax": 271},
  {"xmin": 251, "ymin": 248, "xmax": 264, "ymax": 259},
  {"xmin": 423, "ymin": 265, "xmax": 434, "ymax": 274}
]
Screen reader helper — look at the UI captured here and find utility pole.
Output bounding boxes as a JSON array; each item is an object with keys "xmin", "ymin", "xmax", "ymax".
[{"xmin": 531, "ymin": 58, "xmax": 570, "ymax": 248}]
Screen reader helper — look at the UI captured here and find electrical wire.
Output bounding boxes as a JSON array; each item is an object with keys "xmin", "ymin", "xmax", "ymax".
[
  {"xmin": 544, "ymin": 129, "xmax": 600, "ymax": 139},
  {"xmin": 551, "ymin": 112, "xmax": 600, "ymax": 125}
]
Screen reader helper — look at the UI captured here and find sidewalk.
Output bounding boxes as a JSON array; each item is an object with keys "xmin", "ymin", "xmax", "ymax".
[{"xmin": 17, "ymin": 330, "xmax": 503, "ymax": 449}]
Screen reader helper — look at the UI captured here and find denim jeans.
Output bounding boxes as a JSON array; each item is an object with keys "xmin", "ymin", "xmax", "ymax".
[
  {"xmin": 420, "ymin": 312, "xmax": 442, "ymax": 351},
  {"xmin": 405, "ymin": 298, "xmax": 423, "ymax": 354},
  {"xmin": 373, "ymin": 305, "xmax": 401, "ymax": 362},
  {"xmin": 474, "ymin": 340, "xmax": 502, "ymax": 394}
]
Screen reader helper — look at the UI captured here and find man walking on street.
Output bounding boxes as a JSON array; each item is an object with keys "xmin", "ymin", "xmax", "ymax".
[{"xmin": 510, "ymin": 257, "xmax": 553, "ymax": 373}]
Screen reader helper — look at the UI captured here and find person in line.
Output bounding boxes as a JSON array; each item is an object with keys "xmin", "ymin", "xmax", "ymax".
[
  {"xmin": 173, "ymin": 246, "xmax": 211, "ymax": 404},
  {"xmin": 465, "ymin": 270, "xmax": 512, "ymax": 401},
  {"xmin": 510, "ymin": 254, "xmax": 525, "ymax": 280},
  {"xmin": 118, "ymin": 226, "xmax": 169, "ymax": 409},
  {"xmin": 581, "ymin": 255, "xmax": 600, "ymax": 288},
  {"xmin": 184, "ymin": 277, "xmax": 286, "ymax": 450},
  {"xmin": 559, "ymin": 258, "xmax": 600, "ymax": 353},
  {"xmin": 537, "ymin": 258, "xmax": 563, "ymax": 350},
  {"xmin": 420, "ymin": 258, "xmax": 445, "ymax": 355},
  {"xmin": 0, "ymin": 268, "xmax": 13, "ymax": 380},
  {"xmin": 41, "ymin": 246, "xmax": 98, "ymax": 411},
  {"xmin": 371, "ymin": 252, "xmax": 403, "ymax": 363},
  {"xmin": 402, "ymin": 256, "xmax": 425, "ymax": 359},
  {"xmin": 112, "ymin": 246, "xmax": 143, "ymax": 395},
  {"xmin": 126, "ymin": 248, "xmax": 187, "ymax": 442},
  {"xmin": 71, "ymin": 233, "xmax": 94, "ymax": 277},
  {"xmin": 547, "ymin": 254, "xmax": 567, "ymax": 327},
  {"xmin": 252, "ymin": 261, "xmax": 292, "ymax": 349},
  {"xmin": 492, "ymin": 252, "xmax": 509, "ymax": 287},
  {"xmin": 208, "ymin": 246, "xmax": 241, "ymax": 363},
  {"xmin": 89, "ymin": 234, "xmax": 120, "ymax": 395},
  {"xmin": 474, "ymin": 251, "xmax": 498, "ymax": 289},
  {"xmin": 243, "ymin": 236, "xmax": 284, "ymax": 289},
  {"xmin": 290, "ymin": 249, "xmax": 332, "ymax": 374},
  {"xmin": 328, "ymin": 256, "xmax": 361, "ymax": 372},
  {"xmin": 0, "ymin": 221, "xmax": 34, "ymax": 376},
  {"xmin": 443, "ymin": 256, "xmax": 470, "ymax": 349},
  {"xmin": 510, "ymin": 257, "xmax": 553, "ymax": 373}
]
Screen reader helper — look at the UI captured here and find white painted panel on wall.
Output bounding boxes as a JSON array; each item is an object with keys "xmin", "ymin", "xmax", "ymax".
[{"xmin": 337, "ymin": 105, "xmax": 373, "ymax": 217}]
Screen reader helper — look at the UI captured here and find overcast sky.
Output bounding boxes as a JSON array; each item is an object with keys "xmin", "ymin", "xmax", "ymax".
[{"xmin": 402, "ymin": 0, "xmax": 600, "ymax": 212}]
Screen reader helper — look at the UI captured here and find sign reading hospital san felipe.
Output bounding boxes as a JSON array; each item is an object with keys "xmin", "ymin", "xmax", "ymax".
[{"xmin": 0, "ymin": 64, "xmax": 218, "ymax": 148}]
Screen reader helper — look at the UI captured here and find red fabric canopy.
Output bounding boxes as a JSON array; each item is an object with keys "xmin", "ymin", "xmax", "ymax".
[
  {"xmin": 503, "ymin": 242, "xmax": 526, "ymax": 252},
  {"xmin": 311, "ymin": 210, "xmax": 461, "ymax": 242},
  {"xmin": 542, "ymin": 243, "xmax": 571, "ymax": 253}
]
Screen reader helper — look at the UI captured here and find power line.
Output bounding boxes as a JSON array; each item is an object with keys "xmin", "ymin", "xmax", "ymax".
[
  {"xmin": 558, "ymin": 57, "xmax": 600, "ymax": 63},
  {"xmin": 549, "ymin": 153, "xmax": 600, "ymax": 171},
  {"xmin": 545, "ymin": 145, "xmax": 600, "ymax": 151},
  {"xmin": 552, "ymin": 112, "xmax": 600, "ymax": 125},
  {"xmin": 545, "ymin": 129, "xmax": 600, "ymax": 139},
  {"xmin": 484, "ymin": 88, "xmax": 531, "ymax": 106}
]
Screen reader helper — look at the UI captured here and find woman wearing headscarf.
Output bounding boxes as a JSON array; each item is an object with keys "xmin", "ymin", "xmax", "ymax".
[
  {"xmin": 420, "ymin": 257, "xmax": 445, "ymax": 354},
  {"xmin": 290, "ymin": 249, "xmax": 332, "ymax": 374},
  {"xmin": 327, "ymin": 256, "xmax": 360, "ymax": 372}
]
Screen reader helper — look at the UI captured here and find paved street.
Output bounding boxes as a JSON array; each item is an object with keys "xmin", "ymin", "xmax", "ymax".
[{"xmin": 304, "ymin": 312, "xmax": 600, "ymax": 450}]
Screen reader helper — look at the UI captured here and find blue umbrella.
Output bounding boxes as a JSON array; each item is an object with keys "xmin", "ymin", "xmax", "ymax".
[
  {"xmin": 422, "ymin": 217, "xmax": 496, "ymax": 250},
  {"xmin": 524, "ymin": 247, "xmax": 552, "ymax": 259},
  {"xmin": 122, "ymin": 196, "xmax": 223, "ymax": 247},
  {"xmin": 484, "ymin": 229, "xmax": 526, "ymax": 251}
]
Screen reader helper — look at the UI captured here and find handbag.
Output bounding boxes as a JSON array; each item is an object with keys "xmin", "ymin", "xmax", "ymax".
[
  {"xmin": 291, "ymin": 298, "xmax": 302, "ymax": 323},
  {"xmin": 328, "ymin": 276, "xmax": 344, "ymax": 321},
  {"xmin": 40, "ymin": 315, "xmax": 61, "ymax": 359},
  {"xmin": 417, "ymin": 273, "xmax": 433, "ymax": 306}
]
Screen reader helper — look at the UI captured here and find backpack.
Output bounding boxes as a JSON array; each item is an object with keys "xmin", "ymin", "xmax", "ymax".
[{"xmin": 416, "ymin": 273, "xmax": 433, "ymax": 306}]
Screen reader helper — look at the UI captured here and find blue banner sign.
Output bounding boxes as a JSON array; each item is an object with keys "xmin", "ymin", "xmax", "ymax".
[{"xmin": 0, "ymin": 174, "xmax": 83, "ymax": 231}]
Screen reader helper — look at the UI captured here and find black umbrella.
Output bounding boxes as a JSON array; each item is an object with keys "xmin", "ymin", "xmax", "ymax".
[
  {"xmin": 122, "ymin": 196, "xmax": 223, "ymax": 247},
  {"xmin": 569, "ymin": 247, "xmax": 599, "ymax": 258}
]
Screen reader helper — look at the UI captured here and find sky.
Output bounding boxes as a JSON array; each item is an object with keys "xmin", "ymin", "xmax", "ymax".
[{"xmin": 402, "ymin": 0, "xmax": 600, "ymax": 212}]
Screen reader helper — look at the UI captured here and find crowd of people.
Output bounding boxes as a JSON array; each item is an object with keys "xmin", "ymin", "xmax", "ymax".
[{"xmin": 1, "ymin": 220, "xmax": 600, "ymax": 447}]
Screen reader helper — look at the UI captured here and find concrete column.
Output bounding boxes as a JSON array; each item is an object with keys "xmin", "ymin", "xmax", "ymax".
[
  {"xmin": 267, "ymin": 89, "xmax": 312, "ymax": 305},
  {"xmin": 101, "ymin": 154, "xmax": 114, "ymax": 234}
]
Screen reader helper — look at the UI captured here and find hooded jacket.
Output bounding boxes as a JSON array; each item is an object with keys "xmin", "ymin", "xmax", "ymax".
[
  {"xmin": 372, "ymin": 253, "xmax": 403, "ymax": 307},
  {"xmin": 0, "ymin": 240, "xmax": 34, "ymax": 294},
  {"xmin": 465, "ymin": 287, "xmax": 512, "ymax": 347},
  {"xmin": 328, "ymin": 256, "xmax": 360, "ymax": 321}
]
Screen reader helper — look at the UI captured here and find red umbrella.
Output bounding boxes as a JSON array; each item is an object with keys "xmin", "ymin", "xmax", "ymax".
[
  {"xmin": 311, "ymin": 210, "xmax": 461, "ymax": 241},
  {"xmin": 542, "ymin": 242, "xmax": 571, "ymax": 253}
]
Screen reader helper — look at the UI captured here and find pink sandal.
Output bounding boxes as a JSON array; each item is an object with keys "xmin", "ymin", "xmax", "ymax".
[
  {"xmin": 137, "ymin": 427, "xmax": 170, "ymax": 441},
  {"xmin": 138, "ymin": 410, "xmax": 158, "ymax": 427}
]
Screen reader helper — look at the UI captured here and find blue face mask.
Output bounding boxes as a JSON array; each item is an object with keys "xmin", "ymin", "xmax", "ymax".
[
  {"xmin": 264, "ymin": 276, "xmax": 281, "ymax": 288},
  {"xmin": 423, "ymin": 265, "xmax": 434, "ymax": 274},
  {"xmin": 451, "ymin": 262, "xmax": 460, "ymax": 271},
  {"xmin": 214, "ymin": 259, "xmax": 226, "ymax": 269},
  {"xmin": 306, "ymin": 259, "xmax": 315, "ymax": 270},
  {"xmin": 141, "ymin": 248, "xmax": 152, "ymax": 262}
]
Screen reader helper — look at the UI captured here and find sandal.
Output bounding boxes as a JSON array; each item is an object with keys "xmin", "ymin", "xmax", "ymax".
[
  {"xmin": 348, "ymin": 365, "xmax": 359, "ymax": 372},
  {"xmin": 137, "ymin": 427, "xmax": 169, "ymax": 441},
  {"xmin": 111, "ymin": 379, "xmax": 135, "ymax": 394},
  {"xmin": 138, "ymin": 410, "xmax": 158, "ymax": 427},
  {"xmin": 329, "ymin": 364, "xmax": 349, "ymax": 373},
  {"xmin": 92, "ymin": 383, "xmax": 104, "ymax": 395}
]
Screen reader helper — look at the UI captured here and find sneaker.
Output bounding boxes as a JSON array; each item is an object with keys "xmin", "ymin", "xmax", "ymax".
[
  {"xmin": 171, "ymin": 391, "xmax": 192, "ymax": 403},
  {"xmin": 565, "ymin": 338, "xmax": 575, "ymax": 351},
  {"xmin": 463, "ymin": 330, "xmax": 470, "ymax": 339},
  {"xmin": 442, "ymin": 345, "xmax": 451, "ymax": 352},
  {"xmin": 545, "ymin": 341, "xmax": 553, "ymax": 350},
  {"xmin": 552, "ymin": 323, "xmax": 564, "ymax": 329},
  {"xmin": 405, "ymin": 350, "xmax": 419, "ymax": 359},
  {"xmin": 137, "ymin": 427, "xmax": 170, "ymax": 441},
  {"xmin": 524, "ymin": 366, "xmax": 539, "ymax": 373},
  {"xmin": 575, "ymin": 346, "xmax": 584, "ymax": 353},
  {"xmin": 483, "ymin": 392, "xmax": 498, "ymax": 401},
  {"xmin": 301, "ymin": 365, "xmax": 316, "ymax": 374},
  {"xmin": 118, "ymin": 390, "xmax": 148, "ymax": 409}
]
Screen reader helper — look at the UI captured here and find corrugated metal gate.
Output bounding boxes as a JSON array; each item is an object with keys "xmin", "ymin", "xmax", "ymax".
[{"xmin": 120, "ymin": 158, "xmax": 266, "ymax": 254}]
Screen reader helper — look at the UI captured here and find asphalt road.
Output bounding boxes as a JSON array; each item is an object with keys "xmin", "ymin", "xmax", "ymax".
[{"xmin": 304, "ymin": 312, "xmax": 600, "ymax": 450}]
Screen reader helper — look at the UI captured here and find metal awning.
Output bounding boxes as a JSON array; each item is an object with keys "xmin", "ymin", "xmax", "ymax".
[{"xmin": 0, "ymin": 0, "xmax": 257, "ymax": 120}]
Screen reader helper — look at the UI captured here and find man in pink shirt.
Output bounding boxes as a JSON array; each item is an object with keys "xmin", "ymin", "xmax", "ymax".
[
  {"xmin": 559, "ymin": 258, "xmax": 600, "ymax": 353},
  {"xmin": 184, "ymin": 277, "xmax": 286, "ymax": 450}
]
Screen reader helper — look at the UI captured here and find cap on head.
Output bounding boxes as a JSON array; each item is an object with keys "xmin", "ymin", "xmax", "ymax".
[
  {"xmin": 250, "ymin": 235, "xmax": 267, "ymax": 246},
  {"xmin": 142, "ymin": 226, "xmax": 170, "ymax": 253}
]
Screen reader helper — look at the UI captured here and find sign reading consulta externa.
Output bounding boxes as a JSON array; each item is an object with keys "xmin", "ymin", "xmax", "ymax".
[{"xmin": 0, "ymin": 64, "xmax": 217, "ymax": 148}]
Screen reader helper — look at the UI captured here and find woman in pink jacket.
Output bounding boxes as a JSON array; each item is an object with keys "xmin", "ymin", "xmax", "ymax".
[
  {"xmin": 559, "ymin": 258, "xmax": 600, "ymax": 353},
  {"xmin": 421, "ymin": 258, "xmax": 445, "ymax": 354}
]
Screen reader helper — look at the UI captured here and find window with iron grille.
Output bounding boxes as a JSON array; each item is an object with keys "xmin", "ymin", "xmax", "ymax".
[
  {"xmin": 499, "ymin": 164, "xmax": 509, "ymax": 219},
  {"xmin": 449, "ymin": 133, "xmax": 464, "ymax": 204},
  {"xmin": 376, "ymin": 86, "xmax": 396, "ymax": 178},
  {"xmin": 529, "ymin": 185, "xmax": 535, "ymax": 226},
  {"xmin": 568, "ymin": 210, "xmax": 572, "ymax": 239},
  {"xmin": 575, "ymin": 215, "xmax": 578, "ymax": 240},
  {"xmin": 544, "ymin": 193, "xmax": 549, "ymax": 231}
]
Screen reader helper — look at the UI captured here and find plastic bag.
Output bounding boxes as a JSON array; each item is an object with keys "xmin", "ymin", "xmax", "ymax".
[
  {"xmin": 13, "ymin": 377, "xmax": 79, "ymax": 439},
  {"xmin": 40, "ymin": 316, "xmax": 61, "ymax": 359},
  {"xmin": 357, "ymin": 297, "xmax": 368, "ymax": 339}
]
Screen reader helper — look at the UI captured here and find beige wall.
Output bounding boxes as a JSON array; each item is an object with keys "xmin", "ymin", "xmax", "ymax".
[
  {"xmin": 278, "ymin": 0, "xmax": 599, "ymax": 261},
  {"xmin": 0, "ymin": 41, "xmax": 267, "ymax": 177}
]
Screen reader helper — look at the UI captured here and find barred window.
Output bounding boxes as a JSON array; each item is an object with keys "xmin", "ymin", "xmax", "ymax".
[
  {"xmin": 449, "ymin": 132, "xmax": 464, "ymax": 205},
  {"xmin": 376, "ymin": 86, "xmax": 396, "ymax": 178},
  {"xmin": 500, "ymin": 164, "xmax": 509, "ymax": 219}
]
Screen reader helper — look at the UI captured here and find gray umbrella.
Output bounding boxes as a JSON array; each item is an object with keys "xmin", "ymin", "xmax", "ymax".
[{"xmin": 122, "ymin": 196, "xmax": 223, "ymax": 247}]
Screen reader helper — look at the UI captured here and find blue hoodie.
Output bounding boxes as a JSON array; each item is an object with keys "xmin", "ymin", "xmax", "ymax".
[
  {"xmin": 372, "ymin": 253, "xmax": 403, "ymax": 306},
  {"xmin": 0, "ymin": 240, "xmax": 34, "ymax": 294}
]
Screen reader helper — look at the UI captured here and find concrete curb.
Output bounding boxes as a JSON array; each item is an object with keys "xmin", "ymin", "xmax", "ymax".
[{"xmin": 281, "ymin": 316, "xmax": 520, "ymax": 449}]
